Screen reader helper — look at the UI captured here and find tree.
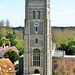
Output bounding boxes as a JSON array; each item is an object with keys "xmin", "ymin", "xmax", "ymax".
[
  {"xmin": 67, "ymin": 37, "xmax": 73, "ymax": 42},
  {"xmin": 14, "ymin": 29, "xmax": 23, "ymax": 40},
  {"xmin": 1, "ymin": 37, "xmax": 11, "ymax": 45},
  {"xmin": 4, "ymin": 49, "xmax": 19, "ymax": 63},
  {"xmin": 73, "ymin": 68, "xmax": 75, "ymax": 74},
  {"xmin": 6, "ymin": 33, "xmax": 17, "ymax": 46},
  {"xmin": 0, "ymin": 31, "xmax": 3, "ymax": 39},
  {"xmin": 6, "ymin": 33, "xmax": 15, "ymax": 40},
  {"xmin": 0, "ymin": 40, "xmax": 2, "ymax": 46},
  {"xmin": 15, "ymin": 38, "xmax": 24, "ymax": 51},
  {"xmin": 59, "ymin": 38, "xmax": 75, "ymax": 55},
  {"xmin": 59, "ymin": 44, "xmax": 68, "ymax": 52},
  {"xmin": 6, "ymin": 19, "xmax": 10, "ymax": 27},
  {"xmin": 19, "ymin": 29, "xmax": 23, "ymax": 39},
  {"xmin": 0, "ymin": 27, "xmax": 7, "ymax": 36},
  {"xmin": 19, "ymin": 48, "xmax": 24, "ymax": 56},
  {"xmin": 55, "ymin": 57, "xmax": 75, "ymax": 75},
  {"xmin": 0, "ymin": 20, "xmax": 4, "ymax": 27},
  {"xmin": 68, "ymin": 41, "xmax": 75, "ymax": 55}
]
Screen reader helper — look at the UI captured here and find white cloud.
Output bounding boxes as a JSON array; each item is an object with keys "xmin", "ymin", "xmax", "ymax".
[
  {"xmin": 51, "ymin": 5, "xmax": 56, "ymax": 8},
  {"xmin": 0, "ymin": 5, "xmax": 6, "ymax": 8}
]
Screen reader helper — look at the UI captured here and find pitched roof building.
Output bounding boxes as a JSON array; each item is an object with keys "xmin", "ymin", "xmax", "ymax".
[{"xmin": 0, "ymin": 44, "xmax": 19, "ymax": 58}]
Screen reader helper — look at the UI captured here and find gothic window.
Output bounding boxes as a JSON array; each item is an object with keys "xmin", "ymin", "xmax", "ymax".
[
  {"xmin": 33, "ymin": 49, "xmax": 40, "ymax": 66},
  {"xmin": 35, "ymin": 38, "xmax": 38, "ymax": 43},
  {"xmin": 37, "ymin": 11, "xmax": 40, "ymax": 19},
  {"xmin": 33, "ymin": 11, "xmax": 36, "ymax": 19}
]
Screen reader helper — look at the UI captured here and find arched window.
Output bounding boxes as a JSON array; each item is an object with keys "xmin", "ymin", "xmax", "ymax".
[
  {"xmin": 33, "ymin": 11, "xmax": 36, "ymax": 19},
  {"xmin": 33, "ymin": 49, "xmax": 40, "ymax": 66}
]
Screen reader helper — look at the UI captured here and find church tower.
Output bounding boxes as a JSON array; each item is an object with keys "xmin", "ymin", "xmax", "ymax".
[{"xmin": 24, "ymin": 0, "xmax": 52, "ymax": 75}]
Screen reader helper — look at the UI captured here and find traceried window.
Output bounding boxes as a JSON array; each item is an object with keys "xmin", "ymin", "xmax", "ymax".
[
  {"xmin": 33, "ymin": 11, "xmax": 36, "ymax": 19},
  {"xmin": 33, "ymin": 49, "xmax": 40, "ymax": 66}
]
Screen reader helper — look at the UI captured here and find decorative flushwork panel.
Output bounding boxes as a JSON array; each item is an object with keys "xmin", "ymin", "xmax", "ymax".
[
  {"xmin": 30, "ymin": 35, "xmax": 44, "ymax": 47},
  {"xmin": 29, "ymin": 11, "xmax": 32, "ymax": 19},
  {"xmin": 30, "ymin": 39, "xmax": 35, "ymax": 47},
  {"xmin": 40, "ymin": 11, "xmax": 45, "ymax": 19},
  {"xmin": 29, "ymin": 53, "xmax": 32, "ymax": 67},
  {"xmin": 38, "ymin": 22, "xmax": 43, "ymax": 35},
  {"xmin": 30, "ymin": 22, "xmax": 35, "ymax": 35},
  {"xmin": 39, "ymin": 39, "xmax": 44, "ymax": 47}
]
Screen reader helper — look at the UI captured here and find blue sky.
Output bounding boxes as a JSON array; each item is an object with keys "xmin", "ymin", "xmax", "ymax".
[{"xmin": 0, "ymin": 0, "xmax": 75, "ymax": 27}]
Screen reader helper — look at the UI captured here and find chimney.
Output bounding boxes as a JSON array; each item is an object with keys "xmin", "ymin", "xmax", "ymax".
[
  {"xmin": 3, "ymin": 44, "xmax": 5, "ymax": 50},
  {"xmin": 8, "ymin": 43, "xmax": 10, "ymax": 48}
]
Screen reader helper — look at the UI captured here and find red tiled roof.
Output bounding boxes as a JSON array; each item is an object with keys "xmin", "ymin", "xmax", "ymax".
[
  {"xmin": 0, "ymin": 46, "xmax": 19, "ymax": 55},
  {"xmin": 0, "ymin": 59, "xmax": 15, "ymax": 75}
]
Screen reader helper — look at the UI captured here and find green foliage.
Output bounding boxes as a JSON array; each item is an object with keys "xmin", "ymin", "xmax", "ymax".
[
  {"xmin": 14, "ymin": 29, "xmax": 23, "ymax": 40},
  {"xmin": 67, "ymin": 37, "xmax": 73, "ymax": 42},
  {"xmin": 11, "ymin": 40, "xmax": 17, "ymax": 46},
  {"xmin": 1, "ymin": 37, "xmax": 11, "ymax": 45},
  {"xmin": 73, "ymin": 68, "xmax": 75, "ymax": 73},
  {"xmin": 59, "ymin": 38, "xmax": 75, "ymax": 55},
  {"xmin": 59, "ymin": 44, "xmax": 68, "ymax": 54},
  {"xmin": 6, "ymin": 27, "xmax": 13, "ymax": 34},
  {"xmin": 15, "ymin": 38, "xmax": 24, "ymax": 51},
  {"xmin": 0, "ymin": 40, "xmax": 2, "ymax": 46},
  {"xmin": 0, "ymin": 30, "xmax": 3, "ymax": 39},
  {"xmin": 67, "ymin": 41, "xmax": 75, "ymax": 55},
  {"xmin": 59, "ymin": 44, "xmax": 68, "ymax": 50},
  {"xmin": 0, "ymin": 24, "xmax": 23, "ymax": 50},
  {"xmin": 0, "ymin": 27, "xmax": 7, "ymax": 37},
  {"xmin": 4, "ymin": 49, "xmax": 19, "ymax": 63},
  {"xmin": 0, "ymin": 19, "xmax": 23, "ymax": 51},
  {"xmin": 52, "ymin": 27, "xmax": 75, "ymax": 48},
  {"xmin": 6, "ymin": 33, "xmax": 15, "ymax": 40},
  {"xmin": 19, "ymin": 48, "xmax": 24, "ymax": 56},
  {"xmin": 6, "ymin": 33, "xmax": 17, "ymax": 46}
]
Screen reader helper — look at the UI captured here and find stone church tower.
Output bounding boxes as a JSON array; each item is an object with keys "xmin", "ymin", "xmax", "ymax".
[{"xmin": 24, "ymin": 0, "xmax": 52, "ymax": 75}]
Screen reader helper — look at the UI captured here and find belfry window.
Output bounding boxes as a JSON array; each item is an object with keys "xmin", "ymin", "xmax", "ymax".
[
  {"xmin": 33, "ymin": 11, "xmax": 36, "ymax": 19},
  {"xmin": 33, "ymin": 49, "xmax": 40, "ymax": 66},
  {"xmin": 37, "ymin": 11, "xmax": 40, "ymax": 19}
]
